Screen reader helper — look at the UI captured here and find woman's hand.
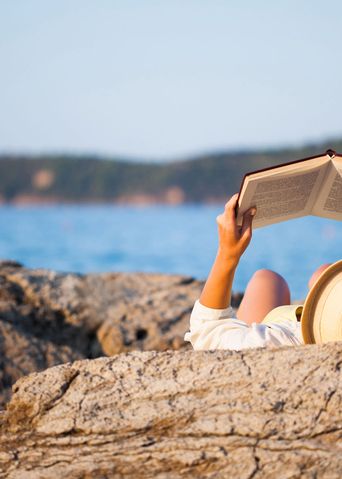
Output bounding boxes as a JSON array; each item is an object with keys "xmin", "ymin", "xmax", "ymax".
[
  {"xmin": 216, "ymin": 193, "xmax": 256, "ymax": 267},
  {"xmin": 199, "ymin": 193, "xmax": 256, "ymax": 309}
]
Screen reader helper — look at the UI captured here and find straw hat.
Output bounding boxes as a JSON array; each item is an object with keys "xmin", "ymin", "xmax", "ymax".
[{"xmin": 301, "ymin": 260, "xmax": 342, "ymax": 344}]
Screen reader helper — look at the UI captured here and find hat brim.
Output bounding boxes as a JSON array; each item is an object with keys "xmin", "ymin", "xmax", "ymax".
[{"xmin": 301, "ymin": 260, "xmax": 342, "ymax": 344}]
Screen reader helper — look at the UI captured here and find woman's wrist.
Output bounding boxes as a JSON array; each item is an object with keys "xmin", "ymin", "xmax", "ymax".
[
  {"xmin": 199, "ymin": 249, "xmax": 237, "ymax": 309},
  {"xmin": 216, "ymin": 248, "xmax": 240, "ymax": 270}
]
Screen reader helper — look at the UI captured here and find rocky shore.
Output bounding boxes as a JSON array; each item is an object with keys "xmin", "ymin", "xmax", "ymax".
[
  {"xmin": 1, "ymin": 260, "xmax": 341, "ymax": 478},
  {"xmin": 0, "ymin": 260, "xmax": 243, "ymax": 408}
]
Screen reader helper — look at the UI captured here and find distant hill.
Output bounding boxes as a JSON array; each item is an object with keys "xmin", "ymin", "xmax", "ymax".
[{"xmin": 1, "ymin": 140, "xmax": 341, "ymax": 204}]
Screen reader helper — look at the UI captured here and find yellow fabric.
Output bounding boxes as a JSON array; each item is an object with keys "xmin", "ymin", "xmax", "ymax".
[{"xmin": 262, "ymin": 304, "xmax": 304, "ymax": 325}]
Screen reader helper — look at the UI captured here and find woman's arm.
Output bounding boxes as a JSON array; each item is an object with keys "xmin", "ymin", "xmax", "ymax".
[
  {"xmin": 185, "ymin": 196, "xmax": 301, "ymax": 350},
  {"xmin": 199, "ymin": 193, "xmax": 256, "ymax": 309}
]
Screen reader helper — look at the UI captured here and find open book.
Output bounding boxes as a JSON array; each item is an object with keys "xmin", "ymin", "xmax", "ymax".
[{"xmin": 235, "ymin": 149, "xmax": 342, "ymax": 229}]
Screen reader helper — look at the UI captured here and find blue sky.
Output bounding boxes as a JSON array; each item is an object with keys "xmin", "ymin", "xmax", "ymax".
[{"xmin": 1, "ymin": 0, "xmax": 342, "ymax": 159}]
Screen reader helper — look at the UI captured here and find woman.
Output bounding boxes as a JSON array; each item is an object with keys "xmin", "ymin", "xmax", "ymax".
[{"xmin": 183, "ymin": 193, "xmax": 331, "ymax": 350}]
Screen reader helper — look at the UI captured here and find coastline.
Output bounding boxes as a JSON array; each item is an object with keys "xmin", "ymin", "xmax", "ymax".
[{"xmin": 0, "ymin": 193, "xmax": 227, "ymax": 207}]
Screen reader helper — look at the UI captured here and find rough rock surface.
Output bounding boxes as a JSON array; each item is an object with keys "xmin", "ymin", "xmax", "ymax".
[
  {"xmin": 0, "ymin": 260, "xmax": 243, "ymax": 407},
  {"xmin": 1, "ymin": 343, "xmax": 342, "ymax": 478}
]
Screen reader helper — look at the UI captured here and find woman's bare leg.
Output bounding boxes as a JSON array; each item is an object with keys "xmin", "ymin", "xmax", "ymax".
[
  {"xmin": 236, "ymin": 269, "xmax": 291, "ymax": 325},
  {"xmin": 308, "ymin": 263, "xmax": 332, "ymax": 290}
]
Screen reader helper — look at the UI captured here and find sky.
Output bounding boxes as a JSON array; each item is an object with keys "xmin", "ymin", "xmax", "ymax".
[{"xmin": 1, "ymin": 0, "xmax": 342, "ymax": 160}]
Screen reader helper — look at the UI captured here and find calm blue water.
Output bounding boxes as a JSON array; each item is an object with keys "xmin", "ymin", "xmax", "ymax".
[{"xmin": 0, "ymin": 205, "xmax": 341, "ymax": 300}]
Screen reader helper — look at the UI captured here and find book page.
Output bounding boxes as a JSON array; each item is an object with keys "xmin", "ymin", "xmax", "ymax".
[
  {"xmin": 314, "ymin": 157, "xmax": 342, "ymax": 220},
  {"xmin": 237, "ymin": 163, "xmax": 328, "ymax": 229}
]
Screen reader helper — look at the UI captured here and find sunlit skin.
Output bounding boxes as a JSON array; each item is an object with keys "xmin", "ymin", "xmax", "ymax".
[
  {"xmin": 199, "ymin": 193, "xmax": 256, "ymax": 311},
  {"xmin": 199, "ymin": 193, "xmax": 332, "ymax": 326}
]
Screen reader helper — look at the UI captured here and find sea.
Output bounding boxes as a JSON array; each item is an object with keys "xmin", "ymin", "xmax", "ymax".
[{"xmin": 0, "ymin": 204, "xmax": 341, "ymax": 301}]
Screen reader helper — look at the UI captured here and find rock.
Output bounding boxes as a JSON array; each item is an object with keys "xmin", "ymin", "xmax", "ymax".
[
  {"xmin": 0, "ymin": 260, "xmax": 244, "ymax": 408},
  {"xmin": 1, "ymin": 343, "xmax": 342, "ymax": 478},
  {"xmin": 0, "ymin": 260, "xmax": 23, "ymax": 268},
  {"xmin": 0, "ymin": 264, "xmax": 94, "ymax": 408},
  {"xmin": 0, "ymin": 319, "xmax": 83, "ymax": 406}
]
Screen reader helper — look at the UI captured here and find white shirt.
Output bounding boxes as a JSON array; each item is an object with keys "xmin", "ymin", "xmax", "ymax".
[{"xmin": 184, "ymin": 300, "xmax": 303, "ymax": 351}]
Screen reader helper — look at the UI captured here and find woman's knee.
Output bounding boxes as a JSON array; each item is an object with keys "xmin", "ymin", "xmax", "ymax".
[
  {"xmin": 308, "ymin": 263, "xmax": 332, "ymax": 290},
  {"xmin": 237, "ymin": 268, "xmax": 291, "ymax": 324},
  {"xmin": 252, "ymin": 268, "xmax": 287, "ymax": 286},
  {"xmin": 251, "ymin": 269, "xmax": 290, "ymax": 300}
]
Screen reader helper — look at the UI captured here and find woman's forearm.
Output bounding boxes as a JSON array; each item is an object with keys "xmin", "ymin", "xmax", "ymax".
[
  {"xmin": 199, "ymin": 193, "xmax": 256, "ymax": 310},
  {"xmin": 199, "ymin": 252, "xmax": 238, "ymax": 309}
]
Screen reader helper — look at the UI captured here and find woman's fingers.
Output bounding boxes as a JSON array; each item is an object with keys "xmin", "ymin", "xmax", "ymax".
[
  {"xmin": 224, "ymin": 193, "xmax": 239, "ymax": 223},
  {"xmin": 240, "ymin": 207, "xmax": 256, "ymax": 243},
  {"xmin": 216, "ymin": 195, "xmax": 255, "ymax": 264},
  {"xmin": 216, "ymin": 213, "xmax": 223, "ymax": 225},
  {"xmin": 224, "ymin": 193, "xmax": 239, "ymax": 210}
]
